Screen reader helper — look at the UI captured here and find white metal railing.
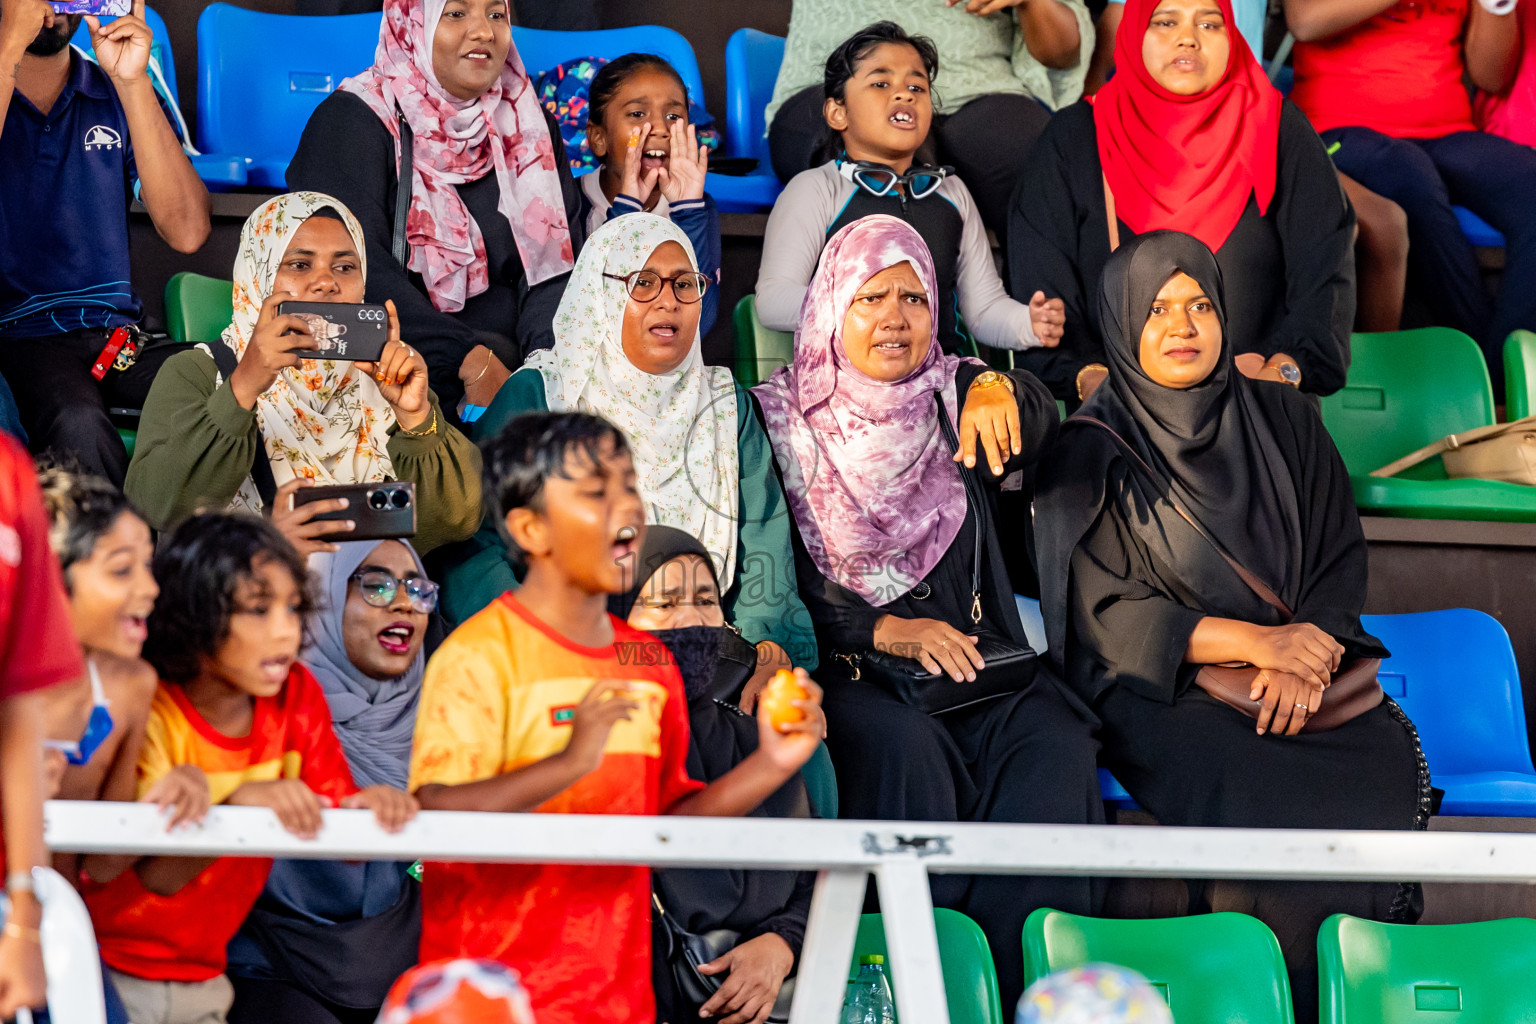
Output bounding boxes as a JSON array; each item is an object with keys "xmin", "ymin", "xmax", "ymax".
[{"xmin": 45, "ymin": 801, "xmax": 1536, "ymax": 1024}]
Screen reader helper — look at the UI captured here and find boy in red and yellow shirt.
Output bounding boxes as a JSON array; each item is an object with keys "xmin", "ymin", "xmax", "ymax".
[
  {"xmin": 83, "ymin": 513, "xmax": 416, "ymax": 1024},
  {"xmin": 412, "ymin": 412, "xmax": 824, "ymax": 1023}
]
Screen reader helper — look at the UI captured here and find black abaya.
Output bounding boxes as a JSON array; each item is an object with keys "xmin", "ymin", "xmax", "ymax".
[{"xmin": 1034, "ymin": 232, "xmax": 1428, "ymax": 1024}]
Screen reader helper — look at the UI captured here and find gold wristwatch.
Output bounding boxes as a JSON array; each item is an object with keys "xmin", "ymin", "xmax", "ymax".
[{"xmin": 970, "ymin": 370, "xmax": 1016, "ymax": 395}]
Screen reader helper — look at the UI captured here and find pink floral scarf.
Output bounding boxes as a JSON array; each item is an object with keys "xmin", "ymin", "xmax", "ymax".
[
  {"xmin": 341, "ymin": 0, "xmax": 574, "ymax": 312},
  {"xmin": 753, "ymin": 216, "xmax": 977, "ymax": 606}
]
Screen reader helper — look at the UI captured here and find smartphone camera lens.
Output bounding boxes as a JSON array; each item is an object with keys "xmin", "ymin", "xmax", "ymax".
[
  {"xmin": 390, "ymin": 488, "xmax": 411, "ymax": 510},
  {"xmin": 368, "ymin": 489, "xmax": 390, "ymax": 511}
]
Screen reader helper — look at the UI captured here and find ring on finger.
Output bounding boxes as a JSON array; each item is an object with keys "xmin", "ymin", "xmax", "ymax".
[{"xmin": 1295, "ymin": 702, "xmax": 1309, "ymax": 711}]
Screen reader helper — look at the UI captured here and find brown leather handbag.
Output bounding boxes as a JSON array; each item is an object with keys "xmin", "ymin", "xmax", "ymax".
[{"xmin": 1079, "ymin": 416, "xmax": 1385, "ymax": 732}]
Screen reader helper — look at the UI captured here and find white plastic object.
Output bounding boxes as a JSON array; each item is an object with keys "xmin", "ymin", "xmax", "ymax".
[
  {"xmin": 1478, "ymin": 0, "xmax": 1517, "ymax": 16},
  {"xmin": 0, "ymin": 867, "xmax": 108, "ymax": 1024}
]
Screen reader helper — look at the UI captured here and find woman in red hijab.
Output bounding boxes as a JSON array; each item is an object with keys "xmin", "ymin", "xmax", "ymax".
[{"xmin": 1006, "ymin": 0, "xmax": 1356, "ymax": 407}]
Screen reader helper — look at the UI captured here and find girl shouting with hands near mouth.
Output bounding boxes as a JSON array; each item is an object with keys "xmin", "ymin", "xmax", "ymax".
[{"xmin": 125, "ymin": 192, "xmax": 481, "ymax": 558}]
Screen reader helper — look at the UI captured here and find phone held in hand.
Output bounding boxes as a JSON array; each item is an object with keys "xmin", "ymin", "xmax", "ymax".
[
  {"xmin": 50, "ymin": 0, "xmax": 131, "ymax": 13},
  {"xmin": 293, "ymin": 482, "xmax": 416, "ymax": 542},
  {"xmin": 277, "ymin": 302, "xmax": 390, "ymax": 362}
]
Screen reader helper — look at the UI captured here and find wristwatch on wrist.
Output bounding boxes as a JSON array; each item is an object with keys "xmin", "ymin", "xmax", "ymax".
[
  {"xmin": 1270, "ymin": 359, "xmax": 1302, "ymax": 388},
  {"xmin": 970, "ymin": 370, "xmax": 1016, "ymax": 395},
  {"xmin": 5, "ymin": 870, "xmax": 34, "ymax": 897}
]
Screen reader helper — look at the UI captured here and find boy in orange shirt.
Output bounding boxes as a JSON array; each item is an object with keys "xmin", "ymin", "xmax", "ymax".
[
  {"xmin": 411, "ymin": 412, "xmax": 825, "ymax": 1023},
  {"xmin": 83, "ymin": 513, "xmax": 417, "ymax": 1024}
]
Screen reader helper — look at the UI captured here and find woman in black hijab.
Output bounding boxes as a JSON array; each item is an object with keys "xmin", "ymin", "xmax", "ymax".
[
  {"xmin": 610, "ymin": 526, "xmax": 815, "ymax": 1024},
  {"xmin": 1034, "ymin": 231, "xmax": 1430, "ymax": 1024}
]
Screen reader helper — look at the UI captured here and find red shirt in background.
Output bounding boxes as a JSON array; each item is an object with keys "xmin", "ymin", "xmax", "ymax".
[
  {"xmin": 1475, "ymin": 0, "xmax": 1536, "ymax": 146},
  {"xmin": 83, "ymin": 665, "xmax": 358, "ymax": 982},
  {"xmin": 1292, "ymin": 0, "xmax": 1477, "ymax": 138}
]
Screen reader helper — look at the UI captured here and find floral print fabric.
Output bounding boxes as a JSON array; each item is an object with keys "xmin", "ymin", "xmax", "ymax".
[
  {"xmin": 219, "ymin": 192, "xmax": 395, "ymax": 513},
  {"xmin": 522, "ymin": 214, "xmax": 741, "ymax": 587},
  {"xmin": 753, "ymin": 215, "xmax": 977, "ymax": 606},
  {"xmin": 340, "ymin": 0, "xmax": 574, "ymax": 312}
]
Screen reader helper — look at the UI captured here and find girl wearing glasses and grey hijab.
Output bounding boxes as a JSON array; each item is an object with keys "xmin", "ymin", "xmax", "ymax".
[
  {"xmin": 437, "ymin": 214, "xmax": 819, "ymax": 712},
  {"xmin": 224, "ymin": 539, "xmax": 437, "ymax": 1024}
]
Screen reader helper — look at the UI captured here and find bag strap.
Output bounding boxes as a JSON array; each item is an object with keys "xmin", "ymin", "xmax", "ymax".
[
  {"xmin": 1102, "ymin": 174, "xmax": 1120, "ymax": 253},
  {"xmin": 392, "ymin": 112, "xmax": 414, "ymax": 269},
  {"xmin": 935, "ymin": 391, "xmax": 986, "ymax": 625},
  {"xmin": 202, "ymin": 343, "xmax": 279, "ymax": 509},
  {"xmin": 1078, "ymin": 415, "xmax": 1294, "ymax": 621},
  {"xmin": 1369, "ymin": 415, "xmax": 1536, "ymax": 478}
]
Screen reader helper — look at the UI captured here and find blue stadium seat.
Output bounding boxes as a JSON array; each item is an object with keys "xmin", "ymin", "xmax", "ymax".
[
  {"xmin": 70, "ymin": 7, "xmax": 245, "ymax": 189},
  {"xmin": 196, "ymin": 4, "xmax": 381, "ymax": 189},
  {"xmin": 1097, "ymin": 768, "xmax": 1138, "ymax": 810},
  {"xmin": 721, "ymin": 28, "xmax": 787, "ymax": 208},
  {"xmin": 512, "ymin": 25, "xmax": 776, "ymax": 211},
  {"xmin": 1362, "ymin": 609, "xmax": 1536, "ymax": 816},
  {"xmin": 1455, "ymin": 206, "xmax": 1506, "ymax": 248}
]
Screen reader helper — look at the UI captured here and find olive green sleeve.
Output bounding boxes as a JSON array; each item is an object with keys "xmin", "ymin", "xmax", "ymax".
[
  {"xmin": 726, "ymin": 384, "xmax": 819, "ymax": 671},
  {"xmin": 435, "ymin": 368, "xmax": 549, "ymax": 626},
  {"xmin": 124, "ymin": 349, "xmax": 259, "ymax": 531},
  {"xmin": 384, "ymin": 393, "xmax": 483, "ymax": 557}
]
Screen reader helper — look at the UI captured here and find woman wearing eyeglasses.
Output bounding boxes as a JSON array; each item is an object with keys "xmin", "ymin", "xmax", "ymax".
[
  {"xmin": 438, "ymin": 214, "xmax": 819, "ymax": 711},
  {"xmin": 224, "ymin": 538, "xmax": 436, "ymax": 1024}
]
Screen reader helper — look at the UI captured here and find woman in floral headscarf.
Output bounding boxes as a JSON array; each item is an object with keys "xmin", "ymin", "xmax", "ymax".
[
  {"xmin": 438, "ymin": 213, "xmax": 817, "ymax": 704},
  {"xmin": 287, "ymin": 0, "xmax": 580, "ymax": 422},
  {"xmin": 754, "ymin": 214, "xmax": 1102, "ymax": 1011},
  {"xmin": 126, "ymin": 192, "xmax": 481, "ymax": 556}
]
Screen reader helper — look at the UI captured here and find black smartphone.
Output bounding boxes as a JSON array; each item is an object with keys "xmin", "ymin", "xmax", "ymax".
[
  {"xmin": 292, "ymin": 481, "xmax": 416, "ymax": 542},
  {"xmin": 277, "ymin": 302, "xmax": 390, "ymax": 362}
]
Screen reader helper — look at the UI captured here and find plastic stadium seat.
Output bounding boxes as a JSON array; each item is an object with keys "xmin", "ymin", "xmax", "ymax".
[
  {"xmin": 70, "ymin": 8, "xmax": 246, "ymax": 189},
  {"xmin": 164, "ymin": 272, "xmax": 234, "ymax": 344},
  {"xmin": 511, "ymin": 25, "xmax": 776, "ymax": 210},
  {"xmin": 720, "ymin": 28, "xmax": 787, "ymax": 209},
  {"xmin": 1361, "ymin": 609, "xmax": 1536, "ymax": 816},
  {"xmin": 851, "ymin": 909, "xmax": 1004, "ymax": 1024},
  {"xmin": 1024, "ymin": 909, "xmax": 1295, "ymax": 1024},
  {"xmin": 1318, "ymin": 914, "xmax": 1536, "ymax": 1023},
  {"xmin": 196, "ymin": 4, "xmax": 382, "ymax": 189},
  {"xmin": 1321, "ymin": 327, "xmax": 1536, "ymax": 520},
  {"xmin": 1503, "ymin": 331, "xmax": 1536, "ymax": 420},
  {"xmin": 1454, "ymin": 206, "xmax": 1506, "ymax": 249},
  {"xmin": 731, "ymin": 294, "xmax": 793, "ymax": 387},
  {"xmin": 1097, "ymin": 768, "xmax": 1137, "ymax": 809}
]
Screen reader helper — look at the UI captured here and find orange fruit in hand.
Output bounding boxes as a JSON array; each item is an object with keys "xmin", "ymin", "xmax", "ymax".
[{"xmin": 759, "ymin": 669, "xmax": 808, "ymax": 729}]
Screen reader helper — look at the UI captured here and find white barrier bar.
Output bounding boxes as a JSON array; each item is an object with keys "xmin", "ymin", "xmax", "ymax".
[{"xmin": 44, "ymin": 801, "xmax": 1536, "ymax": 1024}]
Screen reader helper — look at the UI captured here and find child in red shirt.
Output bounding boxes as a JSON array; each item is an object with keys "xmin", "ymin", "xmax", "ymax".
[
  {"xmin": 1287, "ymin": 0, "xmax": 1536, "ymax": 385},
  {"xmin": 410, "ymin": 412, "xmax": 825, "ymax": 1024},
  {"xmin": 83, "ymin": 513, "xmax": 417, "ymax": 1024}
]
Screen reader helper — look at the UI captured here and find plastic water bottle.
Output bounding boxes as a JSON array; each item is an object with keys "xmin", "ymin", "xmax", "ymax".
[{"xmin": 842, "ymin": 954, "xmax": 898, "ymax": 1024}]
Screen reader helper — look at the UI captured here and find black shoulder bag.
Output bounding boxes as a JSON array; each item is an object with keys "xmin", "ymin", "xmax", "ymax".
[
  {"xmin": 392, "ymin": 112, "xmax": 413, "ymax": 269},
  {"xmin": 831, "ymin": 392, "xmax": 1038, "ymax": 715},
  {"xmin": 204, "ymin": 341, "xmax": 278, "ymax": 507},
  {"xmin": 652, "ymin": 892, "xmax": 793, "ymax": 1023}
]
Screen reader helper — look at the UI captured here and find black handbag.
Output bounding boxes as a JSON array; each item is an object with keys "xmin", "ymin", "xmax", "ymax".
[
  {"xmin": 832, "ymin": 392, "xmax": 1038, "ymax": 715},
  {"xmin": 653, "ymin": 892, "xmax": 793, "ymax": 1023}
]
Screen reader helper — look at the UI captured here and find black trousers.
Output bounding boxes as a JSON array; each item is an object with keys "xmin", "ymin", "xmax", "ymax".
[
  {"xmin": 821, "ymin": 671, "xmax": 1104, "ymax": 1012},
  {"xmin": 768, "ymin": 87, "xmax": 1051, "ymax": 237},
  {"xmin": 0, "ymin": 330, "xmax": 189, "ymax": 487},
  {"xmin": 228, "ymin": 976, "xmax": 380, "ymax": 1024}
]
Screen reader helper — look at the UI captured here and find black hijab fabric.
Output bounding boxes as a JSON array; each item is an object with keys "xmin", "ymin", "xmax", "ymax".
[{"xmin": 1035, "ymin": 230, "xmax": 1384, "ymax": 698}]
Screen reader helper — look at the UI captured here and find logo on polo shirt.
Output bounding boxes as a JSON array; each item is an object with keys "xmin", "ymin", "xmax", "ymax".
[{"xmin": 84, "ymin": 125, "xmax": 123, "ymax": 150}]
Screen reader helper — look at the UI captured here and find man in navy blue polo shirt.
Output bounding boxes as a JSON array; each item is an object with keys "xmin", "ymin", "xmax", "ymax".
[{"xmin": 0, "ymin": 0, "xmax": 207, "ymax": 485}]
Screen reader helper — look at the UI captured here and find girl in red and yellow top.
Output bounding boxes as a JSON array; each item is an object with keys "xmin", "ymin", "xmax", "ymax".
[
  {"xmin": 411, "ymin": 411, "xmax": 825, "ymax": 1024},
  {"xmin": 82, "ymin": 512, "xmax": 417, "ymax": 1024},
  {"xmin": 1285, "ymin": 0, "xmax": 1536, "ymax": 388}
]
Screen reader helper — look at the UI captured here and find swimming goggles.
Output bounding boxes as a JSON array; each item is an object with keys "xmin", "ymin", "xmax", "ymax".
[{"xmin": 838, "ymin": 159, "xmax": 954, "ymax": 201}]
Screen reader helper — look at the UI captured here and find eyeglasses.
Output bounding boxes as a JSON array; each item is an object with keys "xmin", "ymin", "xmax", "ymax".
[
  {"xmin": 350, "ymin": 571, "xmax": 440, "ymax": 614},
  {"xmin": 602, "ymin": 269, "xmax": 709, "ymax": 304},
  {"xmin": 838, "ymin": 159, "xmax": 954, "ymax": 201}
]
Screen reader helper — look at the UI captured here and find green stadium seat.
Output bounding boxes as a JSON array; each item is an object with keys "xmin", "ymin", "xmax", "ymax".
[
  {"xmin": 165, "ymin": 273, "xmax": 234, "ymax": 344},
  {"xmin": 1321, "ymin": 328, "xmax": 1536, "ymax": 520},
  {"xmin": 1318, "ymin": 914, "xmax": 1536, "ymax": 1023},
  {"xmin": 1503, "ymin": 331, "xmax": 1536, "ymax": 421},
  {"xmin": 732, "ymin": 295, "xmax": 793, "ymax": 388},
  {"xmin": 851, "ymin": 909, "xmax": 1004, "ymax": 1024},
  {"xmin": 1023, "ymin": 909, "xmax": 1294, "ymax": 1024}
]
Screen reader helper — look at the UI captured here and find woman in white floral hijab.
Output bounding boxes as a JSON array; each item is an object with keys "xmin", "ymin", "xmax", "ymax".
[
  {"xmin": 438, "ymin": 213, "xmax": 820, "ymax": 706},
  {"xmin": 125, "ymin": 192, "xmax": 482, "ymax": 556}
]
